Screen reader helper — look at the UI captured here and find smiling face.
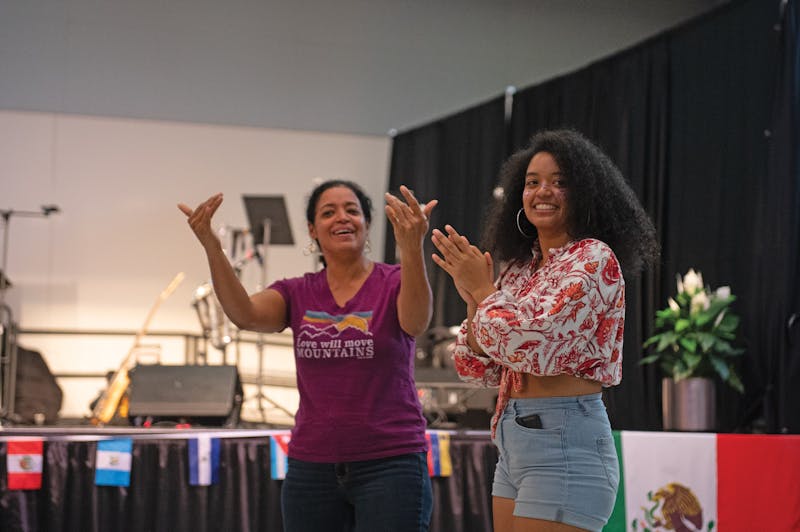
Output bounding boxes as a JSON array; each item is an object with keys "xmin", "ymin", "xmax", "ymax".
[
  {"xmin": 522, "ymin": 151, "xmax": 571, "ymax": 245},
  {"xmin": 308, "ymin": 185, "xmax": 369, "ymax": 257}
]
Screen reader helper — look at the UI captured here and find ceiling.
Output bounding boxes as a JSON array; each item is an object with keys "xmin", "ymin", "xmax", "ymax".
[{"xmin": 0, "ymin": 0, "xmax": 724, "ymax": 137}]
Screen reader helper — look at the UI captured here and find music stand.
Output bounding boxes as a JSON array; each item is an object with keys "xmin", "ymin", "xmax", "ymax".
[{"xmin": 242, "ymin": 195, "xmax": 295, "ymax": 424}]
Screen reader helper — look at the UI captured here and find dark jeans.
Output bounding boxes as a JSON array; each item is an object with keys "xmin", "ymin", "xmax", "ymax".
[{"xmin": 281, "ymin": 452, "xmax": 432, "ymax": 532}]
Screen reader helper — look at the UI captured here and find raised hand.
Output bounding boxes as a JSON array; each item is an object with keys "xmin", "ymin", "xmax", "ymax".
[
  {"xmin": 431, "ymin": 225, "xmax": 495, "ymax": 305},
  {"xmin": 177, "ymin": 193, "xmax": 224, "ymax": 251},
  {"xmin": 384, "ymin": 185, "xmax": 438, "ymax": 251}
]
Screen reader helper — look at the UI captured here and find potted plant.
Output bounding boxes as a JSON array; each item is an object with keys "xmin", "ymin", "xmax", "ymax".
[{"xmin": 641, "ymin": 269, "xmax": 744, "ymax": 431}]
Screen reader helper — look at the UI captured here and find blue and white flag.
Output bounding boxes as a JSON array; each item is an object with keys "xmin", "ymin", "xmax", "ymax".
[
  {"xmin": 95, "ymin": 438, "xmax": 133, "ymax": 487},
  {"xmin": 188, "ymin": 436, "xmax": 221, "ymax": 486},
  {"xmin": 270, "ymin": 432, "xmax": 291, "ymax": 480}
]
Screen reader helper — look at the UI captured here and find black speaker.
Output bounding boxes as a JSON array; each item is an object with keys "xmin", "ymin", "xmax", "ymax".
[{"xmin": 128, "ymin": 364, "xmax": 243, "ymax": 427}]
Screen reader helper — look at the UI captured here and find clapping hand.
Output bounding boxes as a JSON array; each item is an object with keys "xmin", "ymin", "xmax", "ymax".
[{"xmin": 431, "ymin": 225, "xmax": 494, "ymax": 307}]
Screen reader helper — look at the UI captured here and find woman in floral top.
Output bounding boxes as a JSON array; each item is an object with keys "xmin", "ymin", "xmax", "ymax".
[{"xmin": 432, "ymin": 130, "xmax": 658, "ymax": 532}]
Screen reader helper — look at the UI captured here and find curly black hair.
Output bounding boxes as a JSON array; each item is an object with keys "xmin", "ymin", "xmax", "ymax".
[
  {"xmin": 306, "ymin": 179, "xmax": 373, "ymax": 225},
  {"xmin": 480, "ymin": 129, "xmax": 659, "ymax": 274}
]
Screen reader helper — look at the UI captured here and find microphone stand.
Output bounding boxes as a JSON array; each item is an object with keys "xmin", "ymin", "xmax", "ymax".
[{"xmin": 0, "ymin": 205, "xmax": 60, "ymax": 424}]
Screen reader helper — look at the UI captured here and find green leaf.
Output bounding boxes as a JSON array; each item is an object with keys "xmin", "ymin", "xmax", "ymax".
[
  {"xmin": 675, "ymin": 318, "xmax": 691, "ymax": 333},
  {"xmin": 643, "ymin": 335, "xmax": 661, "ymax": 348},
  {"xmin": 639, "ymin": 354, "xmax": 661, "ymax": 365},
  {"xmin": 713, "ymin": 339, "xmax": 735, "ymax": 355},
  {"xmin": 695, "ymin": 298, "xmax": 730, "ymax": 326},
  {"xmin": 657, "ymin": 332, "xmax": 679, "ymax": 352},
  {"xmin": 716, "ymin": 313, "xmax": 740, "ymax": 333},
  {"xmin": 682, "ymin": 352, "xmax": 703, "ymax": 371},
  {"xmin": 656, "ymin": 307, "xmax": 678, "ymax": 320},
  {"xmin": 727, "ymin": 369, "xmax": 745, "ymax": 393},
  {"xmin": 671, "ymin": 358, "xmax": 689, "ymax": 379},
  {"xmin": 695, "ymin": 332, "xmax": 716, "ymax": 352},
  {"xmin": 709, "ymin": 354, "xmax": 730, "ymax": 381},
  {"xmin": 679, "ymin": 336, "xmax": 698, "ymax": 353}
]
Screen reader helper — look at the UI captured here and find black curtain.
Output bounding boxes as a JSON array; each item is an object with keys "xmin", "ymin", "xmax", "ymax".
[
  {"xmin": 386, "ymin": 97, "xmax": 507, "ymax": 327},
  {"xmin": 665, "ymin": 0, "xmax": 779, "ymax": 432},
  {"xmin": 510, "ymin": 40, "xmax": 671, "ymax": 430},
  {"xmin": 769, "ymin": 0, "xmax": 800, "ymax": 433}
]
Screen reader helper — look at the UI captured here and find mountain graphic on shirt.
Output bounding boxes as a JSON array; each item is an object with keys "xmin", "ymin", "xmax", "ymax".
[{"xmin": 301, "ymin": 311, "xmax": 373, "ymax": 336}]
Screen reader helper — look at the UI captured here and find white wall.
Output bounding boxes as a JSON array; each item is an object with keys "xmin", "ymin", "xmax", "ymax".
[{"xmin": 1, "ymin": 110, "xmax": 390, "ymax": 421}]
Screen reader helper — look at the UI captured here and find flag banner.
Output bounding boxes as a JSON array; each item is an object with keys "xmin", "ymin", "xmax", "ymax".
[
  {"xmin": 270, "ymin": 432, "xmax": 291, "ymax": 480},
  {"xmin": 188, "ymin": 436, "xmax": 221, "ymax": 486},
  {"xmin": 7, "ymin": 439, "xmax": 44, "ymax": 490},
  {"xmin": 717, "ymin": 434, "xmax": 800, "ymax": 531},
  {"xmin": 603, "ymin": 431, "xmax": 626, "ymax": 531},
  {"xmin": 621, "ymin": 431, "xmax": 717, "ymax": 532},
  {"xmin": 425, "ymin": 431, "xmax": 452, "ymax": 477},
  {"xmin": 95, "ymin": 438, "xmax": 133, "ymax": 487}
]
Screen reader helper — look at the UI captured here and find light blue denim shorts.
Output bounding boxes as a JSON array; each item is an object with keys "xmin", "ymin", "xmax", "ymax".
[{"xmin": 492, "ymin": 393, "xmax": 619, "ymax": 532}]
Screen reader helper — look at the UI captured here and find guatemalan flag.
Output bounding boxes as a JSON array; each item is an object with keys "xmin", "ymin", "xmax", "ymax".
[
  {"xmin": 188, "ymin": 436, "xmax": 221, "ymax": 486},
  {"xmin": 6, "ymin": 439, "xmax": 44, "ymax": 490},
  {"xmin": 95, "ymin": 438, "xmax": 133, "ymax": 487},
  {"xmin": 270, "ymin": 432, "xmax": 291, "ymax": 480}
]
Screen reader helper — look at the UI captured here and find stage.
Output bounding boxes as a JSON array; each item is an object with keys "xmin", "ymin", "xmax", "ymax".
[{"xmin": 2, "ymin": 426, "xmax": 799, "ymax": 531}]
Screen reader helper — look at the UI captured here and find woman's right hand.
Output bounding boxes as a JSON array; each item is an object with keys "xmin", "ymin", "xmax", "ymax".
[{"xmin": 177, "ymin": 193, "xmax": 224, "ymax": 251}]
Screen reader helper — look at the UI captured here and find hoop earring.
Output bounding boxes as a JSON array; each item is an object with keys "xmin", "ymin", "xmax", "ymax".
[
  {"xmin": 303, "ymin": 239, "xmax": 319, "ymax": 256},
  {"xmin": 516, "ymin": 208, "xmax": 535, "ymax": 238},
  {"xmin": 364, "ymin": 239, "xmax": 372, "ymax": 254}
]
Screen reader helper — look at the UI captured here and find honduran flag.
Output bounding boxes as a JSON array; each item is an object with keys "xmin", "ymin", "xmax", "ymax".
[
  {"xmin": 425, "ymin": 431, "xmax": 452, "ymax": 477},
  {"xmin": 603, "ymin": 431, "xmax": 800, "ymax": 532},
  {"xmin": 270, "ymin": 432, "xmax": 291, "ymax": 480},
  {"xmin": 188, "ymin": 436, "xmax": 221, "ymax": 486},
  {"xmin": 95, "ymin": 438, "xmax": 133, "ymax": 487},
  {"xmin": 6, "ymin": 439, "xmax": 44, "ymax": 490}
]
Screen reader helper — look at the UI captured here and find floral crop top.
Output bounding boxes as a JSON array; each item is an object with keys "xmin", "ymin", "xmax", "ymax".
[{"xmin": 451, "ymin": 238, "xmax": 625, "ymax": 436}]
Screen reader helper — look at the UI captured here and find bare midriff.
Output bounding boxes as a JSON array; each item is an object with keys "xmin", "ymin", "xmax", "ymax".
[{"xmin": 510, "ymin": 373, "xmax": 603, "ymax": 398}]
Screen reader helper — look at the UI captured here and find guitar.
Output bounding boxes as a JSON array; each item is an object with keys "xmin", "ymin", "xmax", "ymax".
[{"xmin": 90, "ymin": 272, "xmax": 185, "ymax": 426}]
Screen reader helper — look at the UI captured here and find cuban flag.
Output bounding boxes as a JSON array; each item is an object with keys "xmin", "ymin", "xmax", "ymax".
[
  {"xmin": 270, "ymin": 432, "xmax": 291, "ymax": 480},
  {"xmin": 6, "ymin": 439, "xmax": 44, "ymax": 490},
  {"xmin": 188, "ymin": 436, "xmax": 221, "ymax": 486},
  {"xmin": 425, "ymin": 431, "xmax": 452, "ymax": 477},
  {"xmin": 95, "ymin": 438, "xmax": 133, "ymax": 486}
]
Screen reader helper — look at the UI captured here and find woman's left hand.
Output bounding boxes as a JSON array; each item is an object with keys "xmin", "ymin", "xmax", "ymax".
[
  {"xmin": 431, "ymin": 225, "xmax": 495, "ymax": 304},
  {"xmin": 385, "ymin": 185, "xmax": 438, "ymax": 251}
]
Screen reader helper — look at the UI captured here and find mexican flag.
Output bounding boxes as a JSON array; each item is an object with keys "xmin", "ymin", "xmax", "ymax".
[{"xmin": 604, "ymin": 431, "xmax": 800, "ymax": 531}]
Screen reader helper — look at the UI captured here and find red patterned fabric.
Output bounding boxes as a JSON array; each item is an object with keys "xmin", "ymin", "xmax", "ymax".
[{"xmin": 452, "ymin": 238, "xmax": 625, "ymax": 436}]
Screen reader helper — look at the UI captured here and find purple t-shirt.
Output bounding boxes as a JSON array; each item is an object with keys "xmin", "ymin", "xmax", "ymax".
[{"xmin": 269, "ymin": 262, "xmax": 428, "ymax": 462}]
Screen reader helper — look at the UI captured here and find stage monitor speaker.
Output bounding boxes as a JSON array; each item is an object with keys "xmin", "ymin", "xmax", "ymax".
[{"xmin": 128, "ymin": 364, "xmax": 242, "ymax": 427}]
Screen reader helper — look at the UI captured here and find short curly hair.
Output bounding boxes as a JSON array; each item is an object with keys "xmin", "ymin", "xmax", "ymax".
[{"xmin": 480, "ymin": 129, "xmax": 659, "ymax": 274}]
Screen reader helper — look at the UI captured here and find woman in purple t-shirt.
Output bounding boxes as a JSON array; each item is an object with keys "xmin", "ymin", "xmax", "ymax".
[{"xmin": 179, "ymin": 179, "xmax": 437, "ymax": 532}]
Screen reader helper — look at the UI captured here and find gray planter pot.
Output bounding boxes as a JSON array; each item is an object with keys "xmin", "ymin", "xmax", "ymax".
[{"xmin": 662, "ymin": 377, "xmax": 716, "ymax": 431}]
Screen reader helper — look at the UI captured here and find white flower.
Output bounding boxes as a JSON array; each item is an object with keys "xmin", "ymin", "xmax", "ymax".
[
  {"xmin": 676, "ymin": 273, "xmax": 684, "ymax": 295},
  {"xmin": 715, "ymin": 286, "xmax": 731, "ymax": 299},
  {"xmin": 682, "ymin": 269, "xmax": 704, "ymax": 296},
  {"xmin": 690, "ymin": 291, "xmax": 710, "ymax": 314},
  {"xmin": 668, "ymin": 297, "xmax": 680, "ymax": 312}
]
